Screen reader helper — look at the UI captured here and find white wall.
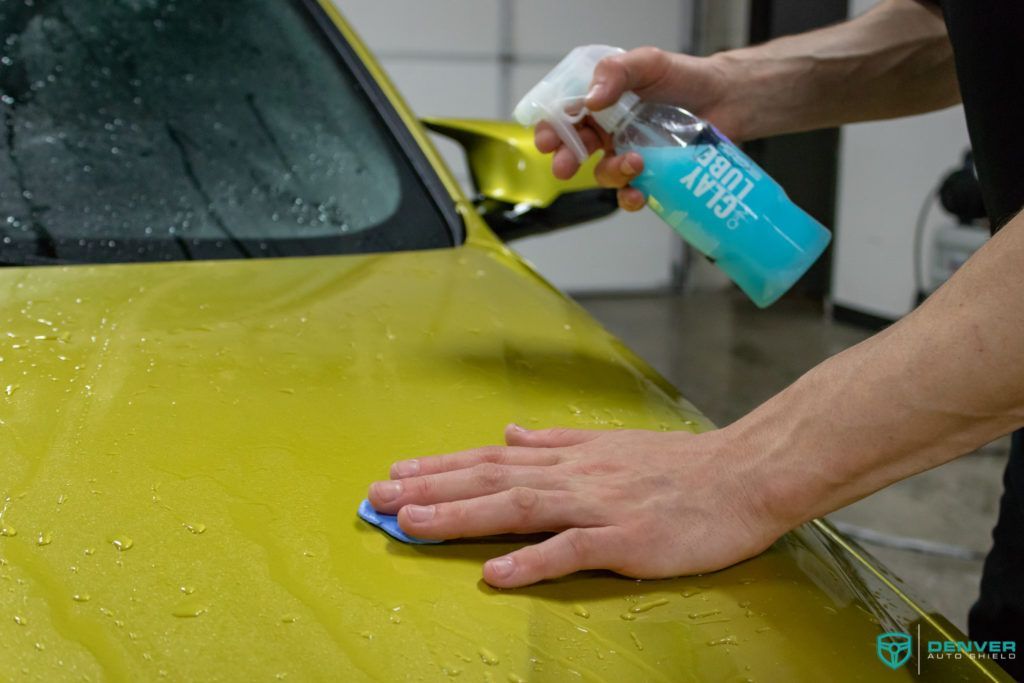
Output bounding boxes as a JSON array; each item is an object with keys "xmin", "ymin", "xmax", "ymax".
[
  {"xmin": 831, "ymin": 0, "xmax": 971, "ymax": 320},
  {"xmin": 337, "ymin": 0, "xmax": 694, "ymax": 293}
]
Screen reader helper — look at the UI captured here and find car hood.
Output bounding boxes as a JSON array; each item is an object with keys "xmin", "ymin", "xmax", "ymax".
[{"xmin": 0, "ymin": 244, "xmax": 1001, "ymax": 681}]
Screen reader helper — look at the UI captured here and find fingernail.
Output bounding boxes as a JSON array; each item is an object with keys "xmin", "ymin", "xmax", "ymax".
[
  {"xmin": 621, "ymin": 158, "xmax": 636, "ymax": 176},
  {"xmin": 405, "ymin": 504, "xmax": 435, "ymax": 522},
  {"xmin": 509, "ymin": 423, "xmax": 527, "ymax": 433},
  {"xmin": 486, "ymin": 556, "xmax": 515, "ymax": 578},
  {"xmin": 371, "ymin": 480, "xmax": 402, "ymax": 502},
  {"xmin": 585, "ymin": 84, "xmax": 604, "ymax": 104},
  {"xmin": 391, "ymin": 459, "xmax": 420, "ymax": 478}
]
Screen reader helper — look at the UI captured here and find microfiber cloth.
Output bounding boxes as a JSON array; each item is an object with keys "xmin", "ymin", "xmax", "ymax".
[{"xmin": 358, "ymin": 499, "xmax": 443, "ymax": 545}]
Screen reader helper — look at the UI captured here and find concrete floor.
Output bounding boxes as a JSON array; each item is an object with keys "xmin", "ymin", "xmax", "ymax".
[{"xmin": 578, "ymin": 290, "xmax": 1008, "ymax": 633}]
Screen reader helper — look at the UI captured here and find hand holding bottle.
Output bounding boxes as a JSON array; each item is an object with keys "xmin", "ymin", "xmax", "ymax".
[
  {"xmin": 533, "ymin": 47, "xmax": 742, "ymax": 211},
  {"xmin": 516, "ymin": 45, "xmax": 831, "ymax": 307}
]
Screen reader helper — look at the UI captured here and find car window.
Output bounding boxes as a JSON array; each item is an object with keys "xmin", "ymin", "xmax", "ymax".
[{"xmin": 0, "ymin": 0, "xmax": 455, "ymax": 265}]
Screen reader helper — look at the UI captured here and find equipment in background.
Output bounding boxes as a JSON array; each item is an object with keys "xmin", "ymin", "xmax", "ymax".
[{"xmin": 914, "ymin": 150, "xmax": 989, "ymax": 303}]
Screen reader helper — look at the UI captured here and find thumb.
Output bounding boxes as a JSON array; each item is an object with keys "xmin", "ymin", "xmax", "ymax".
[
  {"xmin": 504, "ymin": 424, "xmax": 605, "ymax": 448},
  {"xmin": 586, "ymin": 46, "xmax": 671, "ymax": 111}
]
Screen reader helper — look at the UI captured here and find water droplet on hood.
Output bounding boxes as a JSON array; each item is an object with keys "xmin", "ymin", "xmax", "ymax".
[
  {"xmin": 630, "ymin": 598, "xmax": 669, "ymax": 613},
  {"xmin": 707, "ymin": 636, "xmax": 737, "ymax": 647},
  {"xmin": 688, "ymin": 610, "xmax": 721, "ymax": 620},
  {"xmin": 111, "ymin": 536, "xmax": 133, "ymax": 551}
]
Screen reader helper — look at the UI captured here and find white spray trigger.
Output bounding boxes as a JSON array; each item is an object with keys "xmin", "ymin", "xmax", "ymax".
[
  {"xmin": 544, "ymin": 108, "xmax": 588, "ymax": 163},
  {"xmin": 562, "ymin": 104, "xmax": 587, "ymax": 125},
  {"xmin": 513, "ymin": 45, "xmax": 628, "ymax": 165}
]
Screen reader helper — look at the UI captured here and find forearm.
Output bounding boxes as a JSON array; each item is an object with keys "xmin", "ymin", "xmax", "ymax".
[
  {"xmin": 723, "ymin": 210, "xmax": 1024, "ymax": 529},
  {"xmin": 711, "ymin": 0, "xmax": 958, "ymax": 140}
]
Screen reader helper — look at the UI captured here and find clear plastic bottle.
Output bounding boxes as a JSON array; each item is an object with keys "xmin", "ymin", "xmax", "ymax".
[{"xmin": 515, "ymin": 45, "xmax": 831, "ymax": 307}]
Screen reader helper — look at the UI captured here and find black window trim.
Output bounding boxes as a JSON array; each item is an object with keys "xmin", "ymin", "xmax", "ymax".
[{"xmin": 299, "ymin": 0, "xmax": 466, "ymax": 247}]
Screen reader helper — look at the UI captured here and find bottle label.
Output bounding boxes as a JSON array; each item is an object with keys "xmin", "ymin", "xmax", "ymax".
[
  {"xmin": 632, "ymin": 135, "xmax": 830, "ymax": 307},
  {"xmin": 677, "ymin": 142, "xmax": 760, "ymax": 230}
]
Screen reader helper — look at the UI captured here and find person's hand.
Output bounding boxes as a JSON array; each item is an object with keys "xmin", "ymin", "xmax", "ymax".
[
  {"xmin": 535, "ymin": 47, "xmax": 741, "ymax": 212},
  {"xmin": 366, "ymin": 424, "xmax": 785, "ymax": 588}
]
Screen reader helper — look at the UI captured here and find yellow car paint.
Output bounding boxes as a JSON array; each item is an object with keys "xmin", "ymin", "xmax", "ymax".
[
  {"xmin": 0, "ymin": 248, "xmax": 1007, "ymax": 682},
  {"xmin": 421, "ymin": 117, "xmax": 604, "ymax": 209},
  {"xmin": 0, "ymin": 3, "xmax": 1010, "ymax": 682}
]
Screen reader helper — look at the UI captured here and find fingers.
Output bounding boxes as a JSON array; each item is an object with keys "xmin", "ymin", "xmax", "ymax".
[
  {"xmin": 396, "ymin": 487, "xmax": 596, "ymax": 540},
  {"xmin": 594, "ymin": 151, "xmax": 643, "ymax": 188},
  {"xmin": 505, "ymin": 424, "xmax": 605, "ymax": 448},
  {"xmin": 551, "ymin": 145, "xmax": 581, "ymax": 180},
  {"xmin": 482, "ymin": 527, "xmax": 620, "ymax": 588},
  {"xmin": 389, "ymin": 445, "xmax": 560, "ymax": 480},
  {"xmin": 586, "ymin": 46, "xmax": 670, "ymax": 111},
  {"xmin": 592, "ymin": 151, "xmax": 646, "ymax": 211},
  {"xmin": 550, "ymin": 125, "xmax": 604, "ymax": 180},
  {"xmin": 537, "ymin": 120, "xmax": 601, "ymax": 158},
  {"xmin": 617, "ymin": 187, "xmax": 646, "ymax": 212},
  {"xmin": 369, "ymin": 462, "xmax": 565, "ymax": 513},
  {"xmin": 534, "ymin": 122, "xmax": 560, "ymax": 153}
]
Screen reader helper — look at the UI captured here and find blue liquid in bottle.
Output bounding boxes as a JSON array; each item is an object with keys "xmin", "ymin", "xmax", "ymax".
[
  {"xmin": 632, "ymin": 142, "xmax": 830, "ymax": 307},
  {"xmin": 618, "ymin": 115, "xmax": 831, "ymax": 307}
]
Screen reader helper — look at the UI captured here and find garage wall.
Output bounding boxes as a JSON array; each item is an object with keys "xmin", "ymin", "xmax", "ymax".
[
  {"xmin": 336, "ymin": 0, "xmax": 694, "ymax": 293},
  {"xmin": 830, "ymin": 0, "xmax": 970, "ymax": 320}
]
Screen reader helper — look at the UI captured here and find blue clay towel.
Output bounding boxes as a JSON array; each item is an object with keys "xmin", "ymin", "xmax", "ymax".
[{"xmin": 358, "ymin": 499, "xmax": 442, "ymax": 545}]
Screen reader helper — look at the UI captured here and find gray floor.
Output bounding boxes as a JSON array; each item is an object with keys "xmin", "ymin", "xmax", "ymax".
[{"xmin": 578, "ymin": 290, "xmax": 1008, "ymax": 633}]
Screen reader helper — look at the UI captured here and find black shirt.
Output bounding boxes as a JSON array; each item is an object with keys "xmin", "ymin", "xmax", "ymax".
[
  {"xmin": 932, "ymin": 1, "xmax": 1024, "ymax": 230},
  {"xmin": 925, "ymin": 4, "xmax": 1024, "ymax": 666}
]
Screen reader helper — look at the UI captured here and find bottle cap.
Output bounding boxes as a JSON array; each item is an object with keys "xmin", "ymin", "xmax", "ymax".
[{"xmin": 591, "ymin": 91, "xmax": 640, "ymax": 132}]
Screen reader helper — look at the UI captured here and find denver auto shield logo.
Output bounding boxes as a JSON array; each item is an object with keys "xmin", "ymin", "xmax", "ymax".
[
  {"xmin": 877, "ymin": 632, "xmax": 913, "ymax": 669},
  {"xmin": 876, "ymin": 628, "xmax": 1016, "ymax": 672}
]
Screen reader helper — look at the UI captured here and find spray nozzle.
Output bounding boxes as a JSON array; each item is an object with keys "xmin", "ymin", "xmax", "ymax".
[{"xmin": 513, "ymin": 45, "xmax": 639, "ymax": 164}]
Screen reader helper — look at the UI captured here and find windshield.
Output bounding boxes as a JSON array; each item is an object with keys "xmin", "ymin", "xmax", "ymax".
[{"xmin": 0, "ymin": 0, "xmax": 454, "ymax": 265}]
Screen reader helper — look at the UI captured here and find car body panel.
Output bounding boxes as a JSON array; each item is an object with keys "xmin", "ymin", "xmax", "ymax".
[
  {"xmin": 421, "ymin": 117, "xmax": 604, "ymax": 209},
  {"xmin": 0, "ymin": 247, "xmax": 1007, "ymax": 681},
  {"xmin": 0, "ymin": 3, "xmax": 1011, "ymax": 682}
]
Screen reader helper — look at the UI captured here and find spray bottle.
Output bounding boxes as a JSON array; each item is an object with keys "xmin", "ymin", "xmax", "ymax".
[{"xmin": 513, "ymin": 45, "xmax": 831, "ymax": 307}]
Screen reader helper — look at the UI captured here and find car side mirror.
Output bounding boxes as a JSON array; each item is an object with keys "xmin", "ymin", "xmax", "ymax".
[{"xmin": 421, "ymin": 117, "xmax": 618, "ymax": 241}]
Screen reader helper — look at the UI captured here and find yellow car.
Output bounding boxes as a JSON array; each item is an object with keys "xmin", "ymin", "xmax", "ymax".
[{"xmin": 0, "ymin": 0, "xmax": 1009, "ymax": 680}]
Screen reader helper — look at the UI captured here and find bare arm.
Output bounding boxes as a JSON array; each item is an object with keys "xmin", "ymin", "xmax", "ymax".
[
  {"xmin": 544, "ymin": 0, "xmax": 959, "ymax": 209},
  {"xmin": 367, "ymin": 210, "xmax": 1024, "ymax": 587},
  {"xmin": 715, "ymin": 0, "xmax": 959, "ymax": 139},
  {"xmin": 732, "ymin": 211, "xmax": 1024, "ymax": 530}
]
